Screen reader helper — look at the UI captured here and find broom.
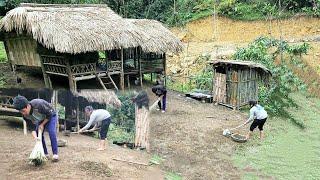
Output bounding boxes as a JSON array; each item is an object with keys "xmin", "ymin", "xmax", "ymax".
[{"xmin": 29, "ymin": 129, "xmax": 47, "ymax": 166}]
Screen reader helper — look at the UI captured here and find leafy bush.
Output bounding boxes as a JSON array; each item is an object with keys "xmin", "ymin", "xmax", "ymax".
[
  {"xmin": 108, "ymin": 91, "xmax": 135, "ymax": 133},
  {"xmin": 2, "ymin": 0, "xmax": 319, "ymax": 25},
  {"xmin": 234, "ymin": 36, "xmax": 310, "ymax": 128}
]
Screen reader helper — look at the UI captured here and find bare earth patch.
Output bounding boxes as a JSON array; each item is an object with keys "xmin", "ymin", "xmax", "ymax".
[
  {"xmin": 149, "ymin": 90, "xmax": 249, "ymax": 179},
  {"xmin": 0, "ymin": 121, "xmax": 163, "ymax": 180}
]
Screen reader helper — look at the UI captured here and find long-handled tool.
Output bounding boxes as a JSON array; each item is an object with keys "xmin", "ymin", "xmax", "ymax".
[
  {"xmin": 223, "ymin": 121, "xmax": 247, "ymax": 137},
  {"xmin": 70, "ymin": 128, "xmax": 101, "ymax": 134}
]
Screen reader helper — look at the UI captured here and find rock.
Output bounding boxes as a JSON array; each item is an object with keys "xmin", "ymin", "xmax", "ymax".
[{"xmin": 58, "ymin": 139, "xmax": 67, "ymax": 147}]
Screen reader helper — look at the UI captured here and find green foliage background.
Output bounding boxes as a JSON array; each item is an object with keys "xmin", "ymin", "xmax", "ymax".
[
  {"xmin": 234, "ymin": 36, "xmax": 310, "ymax": 128},
  {"xmin": 1, "ymin": 0, "xmax": 319, "ymax": 25},
  {"xmin": 107, "ymin": 91, "xmax": 135, "ymax": 143}
]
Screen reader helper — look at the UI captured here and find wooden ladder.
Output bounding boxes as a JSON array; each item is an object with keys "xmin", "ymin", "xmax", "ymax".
[{"xmin": 96, "ymin": 73, "xmax": 118, "ymax": 91}]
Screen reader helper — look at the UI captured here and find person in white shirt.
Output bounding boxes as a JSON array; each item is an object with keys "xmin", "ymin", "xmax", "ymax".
[
  {"xmin": 78, "ymin": 106, "xmax": 111, "ymax": 150},
  {"xmin": 244, "ymin": 100, "xmax": 268, "ymax": 140}
]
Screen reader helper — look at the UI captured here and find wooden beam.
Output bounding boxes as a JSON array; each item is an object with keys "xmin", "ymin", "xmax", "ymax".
[
  {"xmin": 0, "ymin": 107, "xmax": 19, "ymax": 113},
  {"xmin": 45, "ymin": 71, "xmax": 68, "ymax": 77}
]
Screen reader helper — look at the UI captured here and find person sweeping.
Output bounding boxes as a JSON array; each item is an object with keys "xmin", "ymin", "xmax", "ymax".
[
  {"xmin": 13, "ymin": 95, "xmax": 59, "ymax": 162},
  {"xmin": 78, "ymin": 106, "xmax": 111, "ymax": 151},
  {"xmin": 152, "ymin": 74, "xmax": 167, "ymax": 113},
  {"xmin": 244, "ymin": 100, "xmax": 268, "ymax": 140}
]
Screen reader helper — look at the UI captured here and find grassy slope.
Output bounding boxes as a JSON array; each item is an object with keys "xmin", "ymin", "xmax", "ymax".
[{"xmin": 233, "ymin": 93, "xmax": 320, "ymax": 179}]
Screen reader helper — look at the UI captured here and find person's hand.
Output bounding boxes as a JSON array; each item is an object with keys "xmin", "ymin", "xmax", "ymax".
[{"xmin": 39, "ymin": 124, "xmax": 44, "ymax": 132}]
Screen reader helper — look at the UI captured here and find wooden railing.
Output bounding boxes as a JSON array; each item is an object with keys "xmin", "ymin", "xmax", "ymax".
[
  {"xmin": 0, "ymin": 96, "xmax": 15, "ymax": 108},
  {"xmin": 70, "ymin": 63, "xmax": 96, "ymax": 76},
  {"xmin": 41, "ymin": 55, "xmax": 68, "ymax": 76},
  {"xmin": 108, "ymin": 61, "xmax": 122, "ymax": 72}
]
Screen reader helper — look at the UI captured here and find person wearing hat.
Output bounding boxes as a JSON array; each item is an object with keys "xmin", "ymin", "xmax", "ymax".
[
  {"xmin": 13, "ymin": 95, "xmax": 59, "ymax": 161},
  {"xmin": 152, "ymin": 74, "xmax": 167, "ymax": 113},
  {"xmin": 78, "ymin": 106, "xmax": 111, "ymax": 151},
  {"xmin": 244, "ymin": 100, "xmax": 268, "ymax": 140}
]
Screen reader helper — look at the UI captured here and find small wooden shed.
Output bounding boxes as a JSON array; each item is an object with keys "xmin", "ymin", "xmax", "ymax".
[
  {"xmin": 0, "ymin": 3, "xmax": 183, "ymax": 91},
  {"xmin": 211, "ymin": 60, "xmax": 271, "ymax": 109}
]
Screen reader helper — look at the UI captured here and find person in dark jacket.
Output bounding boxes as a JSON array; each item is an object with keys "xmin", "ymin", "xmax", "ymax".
[
  {"xmin": 152, "ymin": 74, "xmax": 167, "ymax": 113},
  {"xmin": 13, "ymin": 95, "xmax": 59, "ymax": 161}
]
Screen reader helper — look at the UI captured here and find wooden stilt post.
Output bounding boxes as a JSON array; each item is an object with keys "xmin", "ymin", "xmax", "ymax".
[
  {"xmin": 48, "ymin": 75, "xmax": 53, "ymax": 89},
  {"xmin": 40, "ymin": 57, "xmax": 50, "ymax": 88},
  {"xmin": 76, "ymin": 98, "xmax": 80, "ymax": 132},
  {"xmin": 127, "ymin": 75, "xmax": 130, "ymax": 89},
  {"xmin": 66, "ymin": 60, "xmax": 75, "ymax": 92},
  {"xmin": 120, "ymin": 48, "xmax": 125, "ymax": 90},
  {"xmin": 54, "ymin": 90, "xmax": 59, "ymax": 133},
  {"xmin": 138, "ymin": 48, "xmax": 143, "ymax": 87}
]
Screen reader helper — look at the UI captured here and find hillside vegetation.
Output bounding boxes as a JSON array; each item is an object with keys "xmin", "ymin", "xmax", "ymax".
[{"xmin": 1, "ymin": 0, "xmax": 320, "ymax": 25}]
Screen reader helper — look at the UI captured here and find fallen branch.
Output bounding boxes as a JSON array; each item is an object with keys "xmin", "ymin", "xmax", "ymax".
[{"xmin": 112, "ymin": 158, "xmax": 149, "ymax": 166}]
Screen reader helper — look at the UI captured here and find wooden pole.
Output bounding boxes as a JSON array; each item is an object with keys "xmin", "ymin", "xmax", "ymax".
[
  {"xmin": 76, "ymin": 98, "xmax": 80, "ymax": 131},
  {"xmin": 120, "ymin": 48, "xmax": 125, "ymax": 90},
  {"xmin": 138, "ymin": 48, "xmax": 143, "ymax": 87},
  {"xmin": 23, "ymin": 120, "xmax": 27, "ymax": 135},
  {"xmin": 54, "ymin": 90, "xmax": 59, "ymax": 133},
  {"xmin": 66, "ymin": 60, "xmax": 75, "ymax": 92},
  {"xmin": 40, "ymin": 56, "xmax": 50, "ymax": 88}
]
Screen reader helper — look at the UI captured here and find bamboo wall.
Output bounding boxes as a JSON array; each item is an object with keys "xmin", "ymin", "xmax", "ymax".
[
  {"xmin": 4, "ymin": 33, "xmax": 41, "ymax": 67},
  {"xmin": 213, "ymin": 66, "xmax": 260, "ymax": 109}
]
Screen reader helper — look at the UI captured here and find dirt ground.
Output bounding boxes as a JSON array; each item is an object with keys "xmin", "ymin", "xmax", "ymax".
[
  {"xmin": 148, "ymin": 90, "xmax": 249, "ymax": 179},
  {"xmin": 0, "ymin": 120, "xmax": 163, "ymax": 180}
]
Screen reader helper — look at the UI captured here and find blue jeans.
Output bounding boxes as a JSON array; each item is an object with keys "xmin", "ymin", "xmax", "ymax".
[
  {"xmin": 157, "ymin": 92, "xmax": 167, "ymax": 111},
  {"xmin": 36, "ymin": 113, "xmax": 58, "ymax": 155}
]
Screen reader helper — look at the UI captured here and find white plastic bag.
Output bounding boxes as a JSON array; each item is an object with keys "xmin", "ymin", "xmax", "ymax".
[{"xmin": 29, "ymin": 129, "xmax": 47, "ymax": 166}]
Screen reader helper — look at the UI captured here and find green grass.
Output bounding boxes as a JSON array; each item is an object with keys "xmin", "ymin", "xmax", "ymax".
[
  {"xmin": 233, "ymin": 93, "xmax": 320, "ymax": 179},
  {"xmin": 0, "ymin": 41, "xmax": 7, "ymax": 63}
]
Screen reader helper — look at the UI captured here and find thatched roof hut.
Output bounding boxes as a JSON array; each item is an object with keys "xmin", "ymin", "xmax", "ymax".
[
  {"xmin": 0, "ymin": 3, "xmax": 183, "ymax": 91},
  {"xmin": 128, "ymin": 19, "xmax": 183, "ymax": 54},
  {"xmin": 0, "ymin": 3, "xmax": 182, "ymax": 54},
  {"xmin": 72, "ymin": 89, "xmax": 121, "ymax": 108}
]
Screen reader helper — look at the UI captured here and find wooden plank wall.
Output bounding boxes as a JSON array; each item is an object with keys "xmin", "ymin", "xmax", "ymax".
[
  {"xmin": 213, "ymin": 65, "xmax": 265, "ymax": 109},
  {"xmin": 237, "ymin": 68, "xmax": 259, "ymax": 107},
  {"xmin": 4, "ymin": 34, "xmax": 41, "ymax": 67},
  {"xmin": 213, "ymin": 73, "xmax": 226, "ymax": 103}
]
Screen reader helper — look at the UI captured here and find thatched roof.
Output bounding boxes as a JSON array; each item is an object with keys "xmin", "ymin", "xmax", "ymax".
[
  {"xmin": 73, "ymin": 89, "xmax": 121, "ymax": 108},
  {"xmin": 0, "ymin": 3, "xmax": 183, "ymax": 54},
  {"xmin": 128, "ymin": 19, "xmax": 183, "ymax": 53},
  {"xmin": 211, "ymin": 59, "xmax": 272, "ymax": 75}
]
